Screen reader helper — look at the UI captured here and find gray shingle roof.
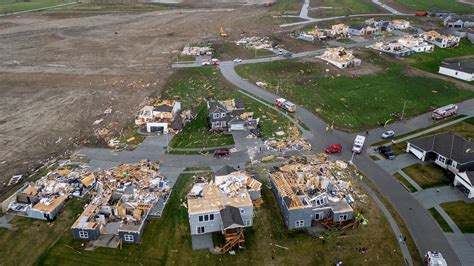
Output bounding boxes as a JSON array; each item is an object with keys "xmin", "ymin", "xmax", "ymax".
[
  {"xmin": 409, "ymin": 132, "xmax": 474, "ymax": 164},
  {"xmin": 441, "ymin": 60, "xmax": 474, "ymax": 74},
  {"xmin": 220, "ymin": 206, "xmax": 244, "ymax": 229}
]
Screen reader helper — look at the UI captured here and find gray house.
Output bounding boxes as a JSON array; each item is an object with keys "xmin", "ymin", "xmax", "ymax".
[
  {"xmin": 444, "ymin": 15, "xmax": 474, "ymax": 29},
  {"xmin": 207, "ymin": 99, "xmax": 258, "ymax": 132},
  {"xmin": 269, "ymin": 162, "xmax": 354, "ymax": 230},
  {"xmin": 187, "ymin": 172, "xmax": 261, "ymax": 250},
  {"xmin": 407, "ymin": 132, "xmax": 474, "ymax": 198}
]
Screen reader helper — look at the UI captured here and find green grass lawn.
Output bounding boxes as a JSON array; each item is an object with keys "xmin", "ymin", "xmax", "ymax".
[
  {"xmin": 0, "ymin": 0, "xmax": 69, "ymax": 14},
  {"xmin": 309, "ymin": 0, "xmax": 383, "ymax": 17},
  {"xmin": 268, "ymin": 0, "xmax": 304, "ymax": 15},
  {"xmin": 402, "ymin": 163, "xmax": 452, "ymax": 189},
  {"xmin": 37, "ymin": 170, "xmax": 405, "ymax": 265},
  {"xmin": 441, "ymin": 201, "xmax": 474, "ymax": 233},
  {"xmin": 235, "ymin": 56, "xmax": 474, "ymax": 130},
  {"xmin": 429, "ymin": 208, "xmax": 454, "ymax": 233},
  {"xmin": 169, "ymin": 104, "xmax": 235, "ymax": 149},
  {"xmin": 0, "ymin": 199, "xmax": 87, "ymax": 265},
  {"xmin": 163, "ymin": 67, "xmax": 292, "ymax": 148},
  {"xmin": 394, "ymin": 172, "xmax": 417, "ymax": 193},
  {"xmin": 405, "ymin": 39, "xmax": 474, "ymax": 75},
  {"xmin": 393, "ymin": 0, "xmax": 474, "ymax": 14}
]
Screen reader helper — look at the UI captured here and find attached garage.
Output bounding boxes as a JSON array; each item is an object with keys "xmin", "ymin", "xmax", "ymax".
[
  {"xmin": 407, "ymin": 143, "xmax": 425, "ymax": 160},
  {"xmin": 146, "ymin": 122, "xmax": 168, "ymax": 134},
  {"xmin": 229, "ymin": 123, "xmax": 246, "ymax": 131}
]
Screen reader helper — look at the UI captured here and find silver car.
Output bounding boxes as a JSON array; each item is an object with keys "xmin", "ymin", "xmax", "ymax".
[{"xmin": 381, "ymin": 130, "xmax": 395, "ymax": 139}]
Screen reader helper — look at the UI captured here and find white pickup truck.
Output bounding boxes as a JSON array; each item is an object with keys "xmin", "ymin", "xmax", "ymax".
[{"xmin": 352, "ymin": 135, "xmax": 366, "ymax": 154}]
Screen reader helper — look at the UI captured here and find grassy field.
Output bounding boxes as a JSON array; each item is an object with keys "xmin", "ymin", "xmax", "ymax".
[
  {"xmin": 235, "ymin": 56, "xmax": 474, "ymax": 130},
  {"xmin": 169, "ymin": 104, "xmax": 235, "ymax": 148},
  {"xmin": 441, "ymin": 201, "xmax": 474, "ymax": 233},
  {"xmin": 392, "ymin": 0, "xmax": 474, "ymax": 14},
  {"xmin": 0, "ymin": 0, "xmax": 69, "ymax": 14},
  {"xmin": 50, "ymin": 2, "xmax": 172, "ymax": 12},
  {"xmin": 164, "ymin": 67, "xmax": 292, "ymax": 148},
  {"xmin": 402, "ymin": 164, "xmax": 452, "ymax": 189},
  {"xmin": 309, "ymin": 0, "xmax": 383, "ymax": 17},
  {"xmin": 37, "ymin": 170, "xmax": 405, "ymax": 265},
  {"xmin": 394, "ymin": 172, "xmax": 417, "ymax": 193},
  {"xmin": 390, "ymin": 117, "xmax": 474, "ymax": 156},
  {"xmin": 0, "ymin": 199, "xmax": 87, "ymax": 265},
  {"xmin": 212, "ymin": 42, "xmax": 275, "ymax": 61},
  {"xmin": 429, "ymin": 208, "xmax": 454, "ymax": 233},
  {"xmin": 268, "ymin": 0, "xmax": 304, "ymax": 15},
  {"xmin": 404, "ymin": 39, "xmax": 474, "ymax": 76}
]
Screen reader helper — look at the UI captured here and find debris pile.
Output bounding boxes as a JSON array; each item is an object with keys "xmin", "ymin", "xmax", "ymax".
[
  {"xmin": 421, "ymin": 30, "xmax": 461, "ymax": 48},
  {"xmin": 368, "ymin": 35, "xmax": 434, "ymax": 57},
  {"xmin": 4, "ymin": 165, "xmax": 95, "ymax": 221},
  {"xmin": 269, "ymin": 155, "xmax": 355, "ymax": 229},
  {"xmin": 317, "ymin": 47, "xmax": 361, "ymax": 69},
  {"xmin": 71, "ymin": 160, "xmax": 171, "ymax": 245},
  {"xmin": 181, "ymin": 46, "xmax": 213, "ymax": 56},
  {"xmin": 236, "ymin": 36, "xmax": 273, "ymax": 50},
  {"xmin": 265, "ymin": 126, "xmax": 311, "ymax": 153}
]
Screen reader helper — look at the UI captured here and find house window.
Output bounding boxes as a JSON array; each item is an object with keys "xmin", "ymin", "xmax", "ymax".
[
  {"xmin": 210, "ymin": 214, "xmax": 214, "ymax": 221},
  {"xmin": 314, "ymin": 212, "xmax": 324, "ymax": 220},
  {"xmin": 199, "ymin": 215, "xmax": 203, "ymax": 222},
  {"xmin": 78, "ymin": 231, "xmax": 89, "ymax": 239},
  {"xmin": 339, "ymin": 214, "xmax": 348, "ymax": 222},
  {"xmin": 213, "ymin": 113, "xmax": 220, "ymax": 119},
  {"xmin": 221, "ymin": 113, "xmax": 226, "ymax": 117},
  {"xmin": 221, "ymin": 121, "xmax": 226, "ymax": 127},
  {"xmin": 204, "ymin": 214, "xmax": 209, "ymax": 221},
  {"xmin": 240, "ymin": 208, "xmax": 244, "ymax": 214},
  {"xmin": 438, "ymin": 155, "xmax": 447, "ymax": 164},
  {"xmin": 197, "ymin": 226, "xmax": 205, "ymax": 234},
  {"xmin": 245, "ymin": 219, "xmax": 251, "ymax": 226},
  {"xmin": 295, "ymin": 220, "xmax": 305, "ymax": 228},
  {"xmin": 124, "ymin": 234, "xmax": 134, "ymax": 242}
]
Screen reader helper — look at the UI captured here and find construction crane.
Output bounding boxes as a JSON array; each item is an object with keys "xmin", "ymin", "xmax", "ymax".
[{"xmin": 220, "ymin": 26, "xmax": 228, "ymax": 37}]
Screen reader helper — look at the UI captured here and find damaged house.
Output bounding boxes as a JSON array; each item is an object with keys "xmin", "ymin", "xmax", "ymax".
[
  {"xmin": 71, "ymin": 161, "xmax": 171, "ymax": 245},
  {"xmin": 397, "ymin": 35, "xmax": 434, "ymax": 52},
  {"xmin": 317, "ymin": 47, "xmax": 361, "ymax": 69},
  {"xmin": 269, "ymin": 157, "xmax": 354, "ymax": 229},
  {"xmin": 135, "ymin": 100, "xmax": 191, "ymax": 134},
  {"xmin": 187, "ymin": 171, "xmax": 262, "ymax": 251},
  {"xmin": 207, "ymin": 99, "xmax": 259, "ymax": 132},
  {"xmin": 348, "ymin": 24, "xmax": 377, "ymax": 36},
  {"xmin": 421, "ymin": 30, "xmax": 461, "ymax": 48},
  {"xmin": 2, "ymin": 166, "xmax": 95, "ymax": 221}
]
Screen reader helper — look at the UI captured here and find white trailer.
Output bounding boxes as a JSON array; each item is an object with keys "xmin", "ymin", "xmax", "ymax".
[{"xmin": 352, "ymin": 135, "xmax": 366, "ymax": 153}]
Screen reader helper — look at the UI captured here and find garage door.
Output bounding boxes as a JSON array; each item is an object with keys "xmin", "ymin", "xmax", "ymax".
[
  {"xmin": 230, "ymin": 124, "xmax": 245, "ymax": 131},
  {"xmin": 150, "ymin": 126, "xmax": 164, "ymax": 133},
  {"xmin": 409, "ymin": 146, "xmax": 424, "ymax": 160}
]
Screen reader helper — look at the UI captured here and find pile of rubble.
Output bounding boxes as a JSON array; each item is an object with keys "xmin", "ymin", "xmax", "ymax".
[
  {"xmin": 181, "ymin": 46, "xmax": 213, "ymax": 56},
  {"xmin": 265, "ymin": 126, "xmax": 311, "ymax": 153},
  {"xmin": 4, "ymin": 164, "xmax": 95, "ymax": 221},
  {"xmin": 236, "ymin": 36, "xmax": 273, "ymax": 50},
  {"xmin": 71, "ymin": 160, "xmax": 171, "ymax": 245}
]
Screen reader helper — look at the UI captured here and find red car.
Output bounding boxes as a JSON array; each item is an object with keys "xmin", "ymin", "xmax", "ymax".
[
  {"xmin": 214, "ymin": 149, "xmax": 230, "ymax": 158},
  {"xmin": 325, "ymin": 143, "xmax": 342, "ymax": 154}
]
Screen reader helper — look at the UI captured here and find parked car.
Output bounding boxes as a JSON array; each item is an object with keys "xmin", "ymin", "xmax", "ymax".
[
  {"xmin": 424, "ymin": 251, "xmax": 447, "ymax": 266},
  {"xmin": 381, "ymin": 130, "xmax": 395, "ymax": 139},
  {"xmin": 233, "ymin": 58, "xmax": 242, "ymax": 63},
  {"xmin": 214, "ymin": 149, "xmax": 230, "ymax": 158},
  {"xmin": 378, "ymin": 145, "xmax": 395, "ymax": 160},
  {"xmin": 201, "ymin": 60, "xmax": 211, "ymax": 66},
  {"xmin": 250, "ymin": 129, "xmax": 262, "ymax": 138},
  {"xmin": 211, "ymin": 58, "xmax": 220, "ymax": 65},
  {"xmin": 325, "ymin": 143, "xmax": 342, "ymax": 154},
  {"xmin": 283, "ymin": 51, "xmax": 293, "ymax": 57}
]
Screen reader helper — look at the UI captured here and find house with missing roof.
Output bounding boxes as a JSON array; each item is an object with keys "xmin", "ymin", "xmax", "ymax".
[
  {"xmin": 135, "ymin": 100, "xmax": 191, "ymax": 133},
  {"xmin": 421, "ymin": 30, "xmax": 460, "ymax": 48},
  {"xmin": 207, "ymin": 99, "xmax": 259, "ymax": 132},
  {"xmin": 406, "ymin": 132, "xmax": 474, "ymax": 198},
  {"xmin": 187, "ymin": 171, "xmax": 261, "ymax": 251},
  {"xmin": 348, "ymin": 24, "xmax": 376, "ymax": 36},
  {"xmin": 269, "ymin": 160, "xmax": 354, "ymax": 230},
  {"xmin": 439, "ymin": 60, "xmax": 474, "ymax": 81}
]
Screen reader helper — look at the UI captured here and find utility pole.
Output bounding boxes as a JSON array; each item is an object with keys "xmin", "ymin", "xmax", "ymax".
[{"xmin": 401, "ymin": 100, "xmax": 407, "ymax": 121}]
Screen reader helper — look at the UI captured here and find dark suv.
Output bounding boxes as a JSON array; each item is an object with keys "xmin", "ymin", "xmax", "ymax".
[{"xmin": 378, "ymin": 145, "xmax": 395, "ymax": 160}]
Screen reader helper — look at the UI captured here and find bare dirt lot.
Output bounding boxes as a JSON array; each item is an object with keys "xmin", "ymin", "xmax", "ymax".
[{"xmin": 0, "ymin": 6, "xmax": 273, "ymax": 193}]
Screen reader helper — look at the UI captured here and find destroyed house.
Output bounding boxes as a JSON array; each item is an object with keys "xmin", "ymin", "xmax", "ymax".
[
  {"xmin": 318, "ymin": 47, "xmax": 361, "ymax": 69},
  {"xmin": 269, "ymin": 160, "xmax": 354, "ymax": 229},
  {"xmin": 421, "ymin": 30, "xmax": 460, "ymax": 48},
  {"xmin": 3, "ymin": 166, "xmax": 94, "ymax": 221},
  {"xmin": 71, "ymin": 161, "xmax": 171, "ymax": 245},
  {"xmin": 368, "ymin": 42, "xmax": 414, "ymax": 57},
  {"xmin": 135, "ymin": 100, "xmax": 189, "ymax": 133},
  {"xmin": 187, "ymin": 172, "xmax": 261, "ymax": 250},
  {"xmin": 207, "ymin": 99, "xmax": 258, "ymax": 132}
]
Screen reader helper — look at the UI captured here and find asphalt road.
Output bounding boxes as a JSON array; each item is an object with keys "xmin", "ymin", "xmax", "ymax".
[{"xmin": 219, "ymin": 61, "xmax": 465, "ymax": 265}]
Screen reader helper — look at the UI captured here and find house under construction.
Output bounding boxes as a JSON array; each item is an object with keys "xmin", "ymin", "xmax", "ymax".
[
  {"xmin": 187, "ymin": 171, "xmax": 262, "ymax": 252},
  {"xmin": 269, "ymin": 156, "xmax": 354, "ymax": 230}
]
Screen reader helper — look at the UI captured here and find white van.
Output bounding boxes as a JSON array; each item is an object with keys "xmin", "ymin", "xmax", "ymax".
[{"xmin": 352, "ymin": 135, "xmax": 366, "ymax": 153}]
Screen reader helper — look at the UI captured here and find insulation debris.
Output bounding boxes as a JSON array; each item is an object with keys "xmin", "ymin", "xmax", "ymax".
[
  {"xmin": 265, "ymin": 126, "xmax": 311, "ymax": 153},
  {"xmin": 181, "ymin": 46, "xmax": 213, "ymax": 56},
  {"xmin": 236, "ymin": 36, "xmax": 273, "ymax": 50}
]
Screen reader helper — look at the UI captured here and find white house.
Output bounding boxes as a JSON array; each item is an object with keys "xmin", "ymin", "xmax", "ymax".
[
  {"xmin": 454, "ymin": 172, "xmax": 474, "ymax": 199},
  {"xmin": 439, "ymin": 61, "xmax": 474, "ymax": 81},
  {"xmin": 318, "ymin": 47, "xmax": 361, "ymax": 69}
]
